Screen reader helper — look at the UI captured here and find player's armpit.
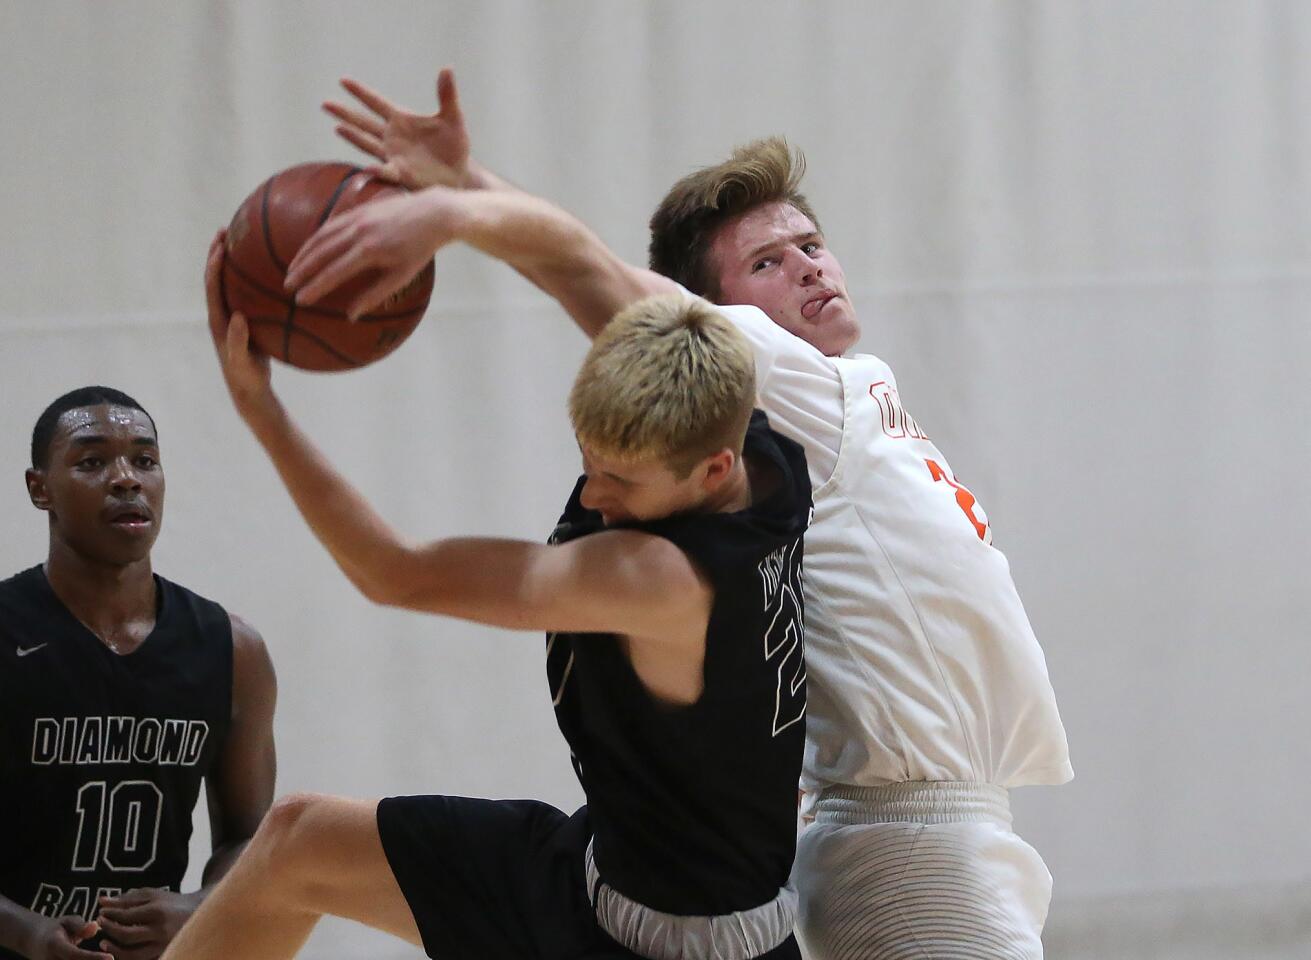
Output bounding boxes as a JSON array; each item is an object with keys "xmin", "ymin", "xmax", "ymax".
[{"xmin": 379, "ymin": 532, "xmax": 713, "ymax": 643}]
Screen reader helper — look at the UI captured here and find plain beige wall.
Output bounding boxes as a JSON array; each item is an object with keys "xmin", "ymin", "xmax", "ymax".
[{"xmin": 1, "ymin": 3, "xmax": 1308, "ymax": 957}]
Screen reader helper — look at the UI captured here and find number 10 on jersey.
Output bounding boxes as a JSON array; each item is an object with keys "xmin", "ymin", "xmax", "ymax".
[{"xmin": 73, "ymin": 780, "xmax": 164, "ymax": 872}]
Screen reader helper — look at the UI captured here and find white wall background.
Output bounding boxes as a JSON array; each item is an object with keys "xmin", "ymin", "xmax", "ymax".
[{"xmin": 1, "ymin": 2, "xmax": 1307, "ymax": 958}]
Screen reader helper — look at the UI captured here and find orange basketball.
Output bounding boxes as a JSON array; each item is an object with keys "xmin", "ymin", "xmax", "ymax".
[{"xmin": 222, "ymin": 162, "xmax": 435, "ymax": 371}]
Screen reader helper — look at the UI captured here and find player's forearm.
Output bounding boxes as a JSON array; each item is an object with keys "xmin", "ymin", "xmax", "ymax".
[
  {"xmin": 438, "ymin": 186, "xmax": 667, "ymax": 338},
  {"xmin": 240, "ymin": 399, "xmax": 413, "ymax": 605},
  {"xmin": 0, "ymin": 896, "xmax": 48, "ymax": 958}
]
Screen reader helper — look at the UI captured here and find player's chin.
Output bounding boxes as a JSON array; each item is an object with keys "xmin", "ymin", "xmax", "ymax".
[
  {"xmin": 819, "ymin": 311, "xmax": 860, "ymax": 355},
  {"xmin": 97, "ymin": 527, "xmax": 161, "ymax": 563}
]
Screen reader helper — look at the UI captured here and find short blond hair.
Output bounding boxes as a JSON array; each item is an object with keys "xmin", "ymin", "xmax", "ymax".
[
  {"xmin": 570, "ymin": 295, "xmax": 756, "ymax": 477},
  {"xmin": 648, "ymin": 137, "xmax": 820, "ymax": 301}
]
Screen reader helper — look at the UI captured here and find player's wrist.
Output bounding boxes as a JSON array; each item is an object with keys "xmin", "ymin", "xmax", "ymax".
[
  {"xmin": 236, "ymin": 388, "xmax": 286, "ymax": 441},
  {"xmin": 18, "ymin": 913, "xmax": 56, "ymax": 960},
  {"xmin": 462, "ymin": 161, "xmax": 494, "ymax": 190}
]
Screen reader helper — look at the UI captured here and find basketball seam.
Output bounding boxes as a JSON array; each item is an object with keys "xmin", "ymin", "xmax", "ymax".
[
  {"xmin": 222, "ymin": 257, "xmax": 428, "ymax": 322},
  {"xmin": 258, "ymin": 177, "xmax": 286, "ymax": 274},
  {"xmin": 245, "ymin": 318, "xmax": 360, "ymax": 367},
  {"xmin": 316, "ymin": 166, "xmax": 364, "ymax": 227}
]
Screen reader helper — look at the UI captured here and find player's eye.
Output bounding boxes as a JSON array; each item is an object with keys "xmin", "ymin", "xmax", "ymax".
[
  {"xmin": 76, "ymin": 457, "xmax": 102, "ymax": 469},
  {"xmin": 136, "ymin": 455, "xmax": 158, "ymax": 468},
  {"xmin": 801, "ymin": 241, "xmax": 820, "ymax": 255},
  {"xmin": 751, "ymin": 257, "xmax": 775, "ymax": 273}
]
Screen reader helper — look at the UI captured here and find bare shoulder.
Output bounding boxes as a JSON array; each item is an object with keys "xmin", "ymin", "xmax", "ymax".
[
  {"xmin": 579, "ymin": 528, "xmax": 710, "ymax": 594},
  {"xmin": 225, "ymin": 612, "xmax": 277, "ymax": 719},
  {"xmin": 227, "ymin": 612, "xmax": 269, "ymax": 660}
]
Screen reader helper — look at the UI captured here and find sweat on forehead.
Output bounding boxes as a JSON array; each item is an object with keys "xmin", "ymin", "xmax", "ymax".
[{"xmin": 30, "ymin": 386, "xmax": 157, "ymax": 469}]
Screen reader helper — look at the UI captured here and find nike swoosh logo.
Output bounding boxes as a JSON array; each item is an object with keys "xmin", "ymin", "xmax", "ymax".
[{"xmin": 16, "ymin": 643, "xmax": 48, "ymax": 657}]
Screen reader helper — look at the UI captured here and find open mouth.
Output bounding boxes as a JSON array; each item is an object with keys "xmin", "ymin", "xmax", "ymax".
[{"xmin": 107, "ymin": 507, "xmax": 152, "ymax": 529}]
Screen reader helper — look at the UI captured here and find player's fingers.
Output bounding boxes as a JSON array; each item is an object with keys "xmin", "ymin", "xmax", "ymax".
[
  {"xmin": 363, "ymin": 161, "xmax": 403, "ymax": 186},
  {"xmin": 204, "ymin": 230, "xmax": 226, "ymax": 296},
  {"xmin": 334, "ymin": 124, "xmax": 385, "ymax": 163},
  {"xmin": 296, "ymin": 246, "xmax": 374, "ymax": 306},
  {"xmin": 346, "ymin": 269, "xmax": 409, "ymax": 321},
  {"xmin": 96, "ymin": 899, "xmax": 156, "ymax": 924},
  {"xmin": 51, "ymin": 923, "xmax": 111, "ymax": 960},
  {"xmin": 60, "ymin": 917, "xmax": 100, "ymax": 941},
  {"xmin": 108, "ymin": 886, "xmax": 156, "ymax": 902},
  {"xmin": 205, "ymin": 231, "xmax": 231, "ymax": 346},
  {"xmin": 51, "ymin": 941, "xmax": 114, "ymax": 960},
  {"xmin": 322, "ymin": 100, "xmax": 383, "ymax": 140},
  {"xmin": 340, "ymin": 76, "xmax": 396, "ymax": 120},
  {"xmin": 230, "ymin": 311, "xmax": 250, "ymax": 343},
  {"xmin": 100, "ymin": 940, "xmax": 160, "ymax": 960},
  {"xmin": 94, "ymin": 918, "xmax": 152, "ymax": 945},
  {"xmin": 226, "ymin": 311, "xmax": 256, "ymax": 362},
  {"xmin": 284, "ymin": 219, "xmax": 356, "ymax": 292},
  {"xmin": 436, "ymin": 67, "xmax": 461, "ymax": 119}
]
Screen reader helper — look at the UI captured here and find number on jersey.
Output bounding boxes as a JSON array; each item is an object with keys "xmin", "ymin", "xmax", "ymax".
[
  {"xmin": 759, "ymin": 538, "xmax": 806, "ymax": 736},
  {"xmin": 72, "ymin": 780, "xmax": 163, "ymax": 872},
  {"xmin": 925, "ymin": 459, "xmax": 992, "ymax": 544}
]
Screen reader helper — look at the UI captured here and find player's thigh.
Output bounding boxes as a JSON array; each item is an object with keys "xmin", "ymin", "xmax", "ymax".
[{"xmin": 265, "ymin": 792, "xmax": 422, "ymax": 946}]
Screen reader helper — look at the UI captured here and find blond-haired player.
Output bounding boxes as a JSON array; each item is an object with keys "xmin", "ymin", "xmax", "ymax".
[
  {"xmin": 288, "ymin": 69, "xmax": 1074, "ymax": 959},
  {"xmin": 164, "ymin": 244, "xmax": 812, "ymax": 960}
]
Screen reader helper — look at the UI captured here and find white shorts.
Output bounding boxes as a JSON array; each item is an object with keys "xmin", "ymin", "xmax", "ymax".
[{"xmin": 793, "ymin": 782, "xmax": 1052, "ymax": 960}]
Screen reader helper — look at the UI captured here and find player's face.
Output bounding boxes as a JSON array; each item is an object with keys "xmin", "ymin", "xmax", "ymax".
[
  {"xmin": 577, "ymin": 445, "xmax": 708, "ymax": 526},
  {"xmin": 708, "ymin": 201, "xmax": 860, "ymax": 357},
  {"xmin": 28, "ymin": 405, "xmax": 165, "ymax": 565}
]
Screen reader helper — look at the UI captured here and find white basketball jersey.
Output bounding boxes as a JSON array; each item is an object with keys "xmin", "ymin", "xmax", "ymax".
[{"xmin": 710, "ymin": 299, "xmax": 1073, "ymax": 801}]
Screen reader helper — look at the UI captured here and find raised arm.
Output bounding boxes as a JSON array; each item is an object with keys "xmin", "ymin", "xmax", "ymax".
[
  {"xmin": 207, "ymin": 235, "xmax": 708, "ymax": 642},
  {"xmin": 305, "ymin": 68, "xmax": 675, "ymax": 337},
  {"xmin": 284, "ymin": 180, "xmax": 675, "ymax": 337}
]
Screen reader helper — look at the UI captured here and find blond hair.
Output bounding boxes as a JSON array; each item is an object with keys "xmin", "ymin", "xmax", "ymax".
[
  {"xmin": 569, "ymin": 295, "xmax": 756, "ymax": 477},
  {"xmin": 648, "ymin": 137, "xmax": 821, "ymax": 301}
]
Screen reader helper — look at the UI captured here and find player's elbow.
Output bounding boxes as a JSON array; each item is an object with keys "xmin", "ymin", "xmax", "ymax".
[
  {"xmin": 345, "ymin": 546, "xmax": 425, "ymax": 609},
  {"xmin": 356, "ymin": 557, "xmax": 449, "ymax": 615}
]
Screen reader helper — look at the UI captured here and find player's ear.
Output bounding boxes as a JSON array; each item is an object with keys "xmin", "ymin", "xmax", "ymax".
[
  {"xmin": 698, "ymin": 448, "xmax": 736, "ymax": 492},
  {"xmin": 26, "ymin": 469, "xmax": 52, "ymax": 511}
]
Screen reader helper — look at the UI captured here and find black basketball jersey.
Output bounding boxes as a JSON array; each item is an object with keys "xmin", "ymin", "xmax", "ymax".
[
  {"xmin": 547, "ymin": 411, "xmax": 811, "ymax": 916},
  {"xmin": 0, "ymin": 566, "xmax": 232, "ymax": 931}
]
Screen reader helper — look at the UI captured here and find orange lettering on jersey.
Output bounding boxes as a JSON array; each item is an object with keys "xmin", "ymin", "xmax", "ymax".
[
  {"xmin": 869, "ymin": 381, "xmax": 928, "ymax": 440},
  {"xmin": 925, "ymin": 459, "xmax": 991, "ymax": 543}
]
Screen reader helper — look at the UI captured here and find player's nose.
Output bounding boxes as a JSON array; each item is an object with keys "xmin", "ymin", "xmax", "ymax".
[
  {"xmin": 785, "ymin": 248, "xmax": 822, "ymax": 284},
  {"xmin": 106, "ymin": 457, "xmax": 142, "ymax": 493},
  {"xmin": 579, "ymin": 475, "xmax": 611, "ymax": 513}
]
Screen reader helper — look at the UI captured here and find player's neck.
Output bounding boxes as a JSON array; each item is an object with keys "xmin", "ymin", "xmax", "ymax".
[{"xmin": 43, "ymin": 544, "xmax": 156, "ymax": 642}]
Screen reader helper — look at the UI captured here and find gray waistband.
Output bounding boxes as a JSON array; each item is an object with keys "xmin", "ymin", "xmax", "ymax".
[
  {"xmin": 813, "ymin": 781, "xmax": 1012, "ymax": 827},
  {"xmin": 584, "ymin": 839, "xmax": 796, "ymax": 960}
]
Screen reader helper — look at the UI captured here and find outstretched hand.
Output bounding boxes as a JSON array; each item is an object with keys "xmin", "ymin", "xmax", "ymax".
[
  {"xmin": 325, "ymin": 67, "xmax": 470, "ymax": 190},
  {"xmin": 205, "ymin": 232, "xmax": 275, "ymax": 423}
]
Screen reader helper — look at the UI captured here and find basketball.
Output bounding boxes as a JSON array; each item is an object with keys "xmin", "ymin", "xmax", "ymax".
[{"xmin": 221, "ymin": 162, "xmax": 435, "ymax": 371}]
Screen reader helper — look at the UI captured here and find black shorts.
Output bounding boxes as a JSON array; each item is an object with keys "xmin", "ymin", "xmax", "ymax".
[{"xmin": 375, "ymin": 795, "xmax": 801, "ymax": 960}]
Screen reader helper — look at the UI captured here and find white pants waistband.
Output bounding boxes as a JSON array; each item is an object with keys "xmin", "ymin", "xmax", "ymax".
[{"xmin": 812, "ymin": 781, "xmax": 1012, "ymax": 827}]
